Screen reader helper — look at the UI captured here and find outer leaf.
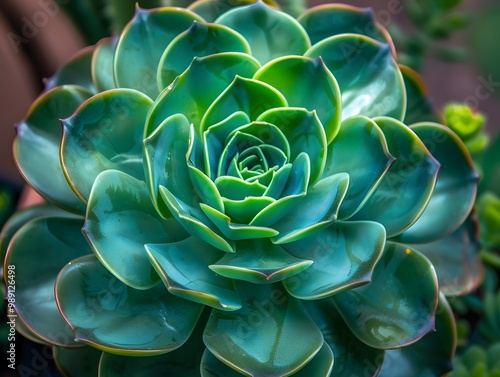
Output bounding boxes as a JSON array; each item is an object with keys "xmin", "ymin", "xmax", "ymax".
[
  {"xmin": 188, "ymin": 0, "xmax": 258, "ymax": 22},
  {"xmin": 400, "ymin": 65, "xmax": 442, "ymax": 125},
  {"xmin": 282, "ymin": 221, "xmax": 386, "ymax": 299},
  {"xmin": 14, "ymin": 86, "xmax": 93, "ymax": 213},
  {"xmin": 395, "ymin": 122, "xmax": 479, "ymax": 243},
  {"xmin": 209, "ymin": 238, "xmax": 313, "ymax": 284},
  {"xmin": 304, "ymin": 299, "xmax": 385, "ymax": 377},
  {"xmin": 146, "ymin": 237, "xmax": 241, "ymax": 310},
  {"xmin": 305, "ymin": 34, "xmax": 405, "ymax": 121},
  {"xmin": 145, "ymin": 52, "xmax": 260, "ymax": 137},
  {"xmin": 4, "ymin": 216, "xmax": 90, "ymax": 346},
  {"xmin": 352, "ymin": 117, "xmax": 440, "ymax": 237},
  {"xmin": 157, "ymin": 21, "xmax": 251, "ymax": 89},
  {"xmin": 378, "ymin": 293, "xmax": 456, "ymax": 377},
  {"xmin": 83, "ymin": 170, "xmax": 188, "ymax": 290},
  {"xmin": 410, "ymin": 216, "xmax": 484, "ymax": 296},
  {"xmin": 254, "ymin": 56, "xmax": 341, "ymax": 144},
  {"xmin": 92, "ymin": 36, "xmax": 118, "ymax": 92},
  {"xmin": 203, "ymin": 282, "xmax": 323, "ymax": 376},
  {"xmin": 200, "ymin": 76, "xmax": 288, "ymax": 132},
  {"xmin": 298, "ymin": 4, "xmax": 394, "ymax": 51},
  {"xmin": 215, "ymin": 1, "xmax": 311, "ymax": 64},
  {"xmin": 61, "ymin": 89, "xmax": 152, "ymax": 202},
  {"xmin": 54, "ymin": 346, "xmax": 102, "ymax": 377},
  {"xmin": 114, "ymin": 7, "xmax": 204, "ymax": 98},
  {"xmin": 333, "ymin": 242, "xmax": 439, "ymax": 349},
  {"xmin": 55, "ymin": 254, "xmax": 204, "ymax": 355},
  {"xmin": 272, "ymin": 172, "xmax": 349, "ymax": 244},
  {"xmin": 45, "ymin": 46, "xmax": 96, "ymax": 93},
  {"xmin": 322, "ymin": 116, "xmax": 394, "ymax": 219}
]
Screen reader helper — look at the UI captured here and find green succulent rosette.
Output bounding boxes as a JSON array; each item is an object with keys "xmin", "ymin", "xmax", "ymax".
[{"xmin": 3, "ymin": 1, "xmax": 482, "ymax": 376}]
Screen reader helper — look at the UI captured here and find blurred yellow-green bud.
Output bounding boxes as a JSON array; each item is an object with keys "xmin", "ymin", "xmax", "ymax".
[
  {"xmin": 477, "ymin": 192, "xmax": 500, "ymax": 249},
  {"xmin": 444, "ymin": 103, "xmax": 489, "ymax": 154}
]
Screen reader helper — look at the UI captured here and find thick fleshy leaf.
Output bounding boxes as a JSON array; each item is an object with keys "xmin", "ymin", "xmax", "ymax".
[
  {"xmin": 257, "ymin": 107, "xmax": 327, "ymax": 183},
  {"xmin": 84, "ymin": 170, "xmax": 188, "ymax": 290},
  {"xmin": 394, "ymin": 123, "xmax": 479, "ymax": 243},
  {"xmin": 188, "ymin": 0, "xmax": 264, "ymax": 22},
  {"xmin": 378, "ymin": 293, "xmax": 456, "ymax": 377},
  {"xmin": 352, "ymin": 117, "xmax": 440, "ymax": 237},
  {"xmin": 272, "ymin": 172, "xmax": 349, "ymax": 244},
  {"xmin": 114, "ymin": 7, "xmax": 204, "ymax": 98},
  {"xmin": 410, "ymin": 217, "xmax": 484, "ymax": 296},
  {"xmin": 14, "ymin": 86, "xmax": 93, "ymax": 212},
  {"xmin": 304, "ymin": 299, "xmax": 384, "ymax": 377},
  {"xmin": 203, "ymin": 282, "xmax": 323, "ymax": 376},
  {"xmin": 145, "ymin": 52, "xmax": 260, "ymax": 137},
  {"xmin": 56, "ymin": 254, "xmax": 203, "ymax": 356},
  {"xmin": 158, "ymin": 21, "xmax": 251, "ymax": 89},
  {"xmin": 92, "ymin": 36, "xmax": 118, "ymax": 92},
  {"xmin": 54, "ymin": 346, "xmax": 102, "ymax": 377},
  {"xmin": 254, "ymin": 56, "xmax": 341, "ymax": 143},
  {"xmin": 61, "ymin": 89, "xmax": 152, "ymax": 202},
  {"xmin": 0, "ymin": 204, "xmax": 66, "ymax": 261},
  {"xmin": 209, "ymin": 239, "xmax": 312, "ymax": 284},
  {"xmin": 4, "ymin": 216, "xmax": 90, "ymax": 346},
  {"xmin": 146, "ymin": 237, "xmax": 241, "ymax": 310},
  {"xmin": 333, "ymin": 242, "xmax": 439, "ymax": 349},
  {"xmin": 400, "ymin": 65, "xmax": 442, "ymax": 125},
  {"xmin": 200, "ymin": 76, "xmax": 288, "ymax": 132},
  {"xmin": 282, "ymin": 221, "xmax": 386, "ymax": 299},
  {"xmin": 215, "ymin": 1, "xmax": 311, "ymax": 64},
  {"xmin": 322, "ymin": 116, "xmax": 394, "ymax": 219},
  {"xmin": 99, "ymin": 307, "xmax": 207, "ymax": 376},
  {"xmin": 298, "ymin": 4, "xmax": 394, "ymax": 51},
  {"xmin": 305, "ymin": 34, "xmax": 405, "ymax": 121},
  {"xmin": 45, "ymin": 46, "xmax": 96, "ymax": 93}
]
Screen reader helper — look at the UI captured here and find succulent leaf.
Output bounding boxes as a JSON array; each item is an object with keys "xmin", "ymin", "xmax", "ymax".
[{"xmin": 92, "ymin": 36, "xmax": 119, "ymax": 92}]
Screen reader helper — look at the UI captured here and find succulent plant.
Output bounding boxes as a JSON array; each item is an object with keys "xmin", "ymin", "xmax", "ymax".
[{"xmin": 1, "ymin": 1, "xmax": 483, "ymax": 376}]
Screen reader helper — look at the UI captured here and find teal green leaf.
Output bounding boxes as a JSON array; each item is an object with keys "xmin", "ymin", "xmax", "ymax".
[
  {"xmin": 204, "ymin": 112, "xmax": 251, "ymax": 179},
  {"xmin": 143, "ymin": 113, "xmax": 192, "ymax": 218},
  {"xmin": 216, "ymin": 176, "xmax": 267, "ymax": 201},
  {"xmin": 201, "ymin": 341, "xmax": 334, "ymax": 377},
  {"xmin": 322, "ymin": 116, "xmax": 394, "ymax": 220},
  {"xmin": 200, "ymin": 203, "xmax": 279, "ymax": 239},
  {"xmin": 99, "ymin": 309, "xmax": 207, "ymax": 377},
  {"xmin": 158, "ymin": 21, "xmax": 251, "ymax": 89},
  {"xmin": 45, "ymin": 46, "xmax": 96, "ymax": 93},
  {"xmin": 209, "ymin": 238, "xmax": 312, "ymax": 284},
  {"xmin": 203, "ymin": 282, "xmax": 323, "ymax": 376},
  {"xmin": 84, "ymin": 170, "xmax": 188, "ymax": 290},
  {"xmin": 352, "ymin": 117, "xmax": 440, "ymax": 237},
  {"xmin": 0, "ymin": 204, "xmax": 66, "ymax": 262},
  {"xmin": 146, "ymin": 237, "xmax": 241, "ymax": 310},
  {"xmin": 400, "ymin": 65, "xmax": 442, "ymax": 124},
  {"xmin": 160, "ymin": 186, "xmax": 235, "ymax": 252},
  {"xmin": 395, "ymin": 123, "xmax": 478, "ymax": 243},
  {"xmin": 14, "ymin": 85, "xmax": 92, "ymax": 213},
  {"xmin": 304, "ymin": 299, "xmax": 384, "ymax": 377},
  {"xmin": 215, "ymin": 1, "xmax": 311, "ymax": 64},
  {"xmin": 54, "ymin": 346, "xmax": 102, "ymax": 377},
  {"xmin": 257, "ymin": 107, "xmax": 327, "ymax": 184},
  {"xmin": 188, "ymin": 0, "xmax": 253, "ymax": 22},
  {"xmin": 4, "ymin": 216, "xmax": 90, "ymax": 346},
  {"xmin": 56, "ymin": 254, "xmax": 204, "ymax": 355},
  {"xmin": 298, "ymin": 4, "xmax": 393, "ymax": 49},
  {"xmin": 282, "ymin": 221, "xmax": 386, "ymax": 299},
  {"xmin": 200, "ymin": 76, "xmax": 287, "ymax": 132},
  {"xmin": 114, "ymin": 7, "xmax": 204, "ymax": 98},
  {"xmin": 272, "ymin": 172, "xmax": 349, "ymax": 244},
  {"xmin": 333, "ymin": 242, "xmax": 439, "ymax": 349},
  {"xmin": 61, "ymin": 89, "xmax": 152, "ymax": 202},
  {"xmin": 146, "ymin": 52, "xmax": 260, "ymax": 137},
  {"xmin": 222, "ymin": 196, "xmax": 275, "ymax": 224},
  {"xmin": 378, "ymin": 293, "xmax": 456, "ymax": 377},
  {"xmin": 254, "ymin": 56, "xmax": 340, "ymax": 144},
  {"xmin": 92, "ymin": 36, "xmax": 118, "ymax": 92},
  {"xmin": 188, "ymin": 163, "xmax": 225, "ymax": 213},
  {"xmin": 14, "ymin": 314, "xmax": 47, "ymax": 345},
  {"xmin": 305, "ymin": 34, "xmax": 405, "ymax": 121},
  {"xmin": 410, "ymin": 217, "xmax": 483, "ymax": 296}
]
